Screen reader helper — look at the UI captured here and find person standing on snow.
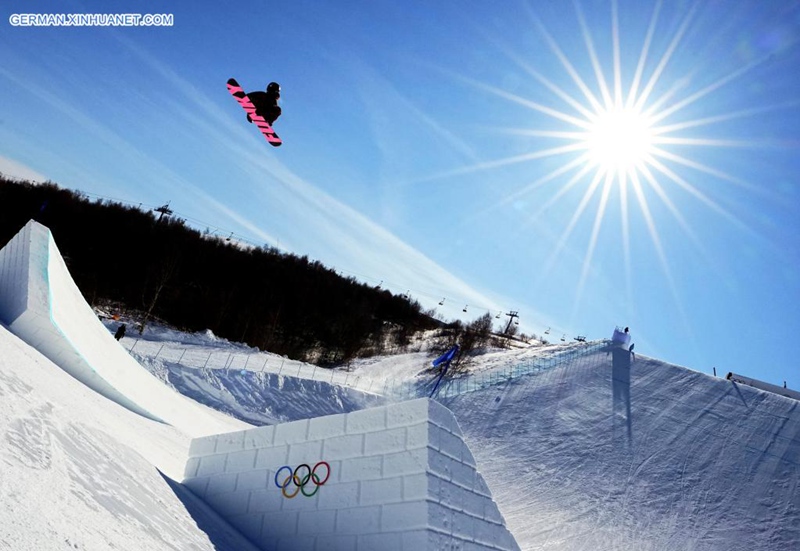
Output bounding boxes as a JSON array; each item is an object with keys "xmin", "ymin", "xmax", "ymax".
[
  {"xmin": 114, "ymin": 323, "xmax": 126, "ymax": 341},
  {"xmin": 246, "ymin": 82, "xmax": 282, "ymax": 125}
]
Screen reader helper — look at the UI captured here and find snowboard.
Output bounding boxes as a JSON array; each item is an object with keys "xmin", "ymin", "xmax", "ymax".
[{"xmin": 227, "ymin": 78, "xmax": 282, "ymax": 147}]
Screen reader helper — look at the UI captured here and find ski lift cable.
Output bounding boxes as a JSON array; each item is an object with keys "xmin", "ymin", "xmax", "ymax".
[{"xmin": 327, "ymin": 267, "xmax": 515, "ymax": 318}]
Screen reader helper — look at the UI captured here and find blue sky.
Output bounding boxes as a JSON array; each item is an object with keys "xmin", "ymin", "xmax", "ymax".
[{"xmin": 1, "ymin": 0, "xmax": 799, "ymax": 387}]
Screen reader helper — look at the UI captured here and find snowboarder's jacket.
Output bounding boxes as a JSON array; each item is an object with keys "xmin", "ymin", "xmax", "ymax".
[{"xmin": 246, "ymin": 89, "xmax": 281, "ymax": 125}]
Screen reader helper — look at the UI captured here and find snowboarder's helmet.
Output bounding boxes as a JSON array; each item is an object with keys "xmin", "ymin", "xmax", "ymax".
[{"xmin": 267, "ymin": 82, "xmax": 280, "ymax": 94}]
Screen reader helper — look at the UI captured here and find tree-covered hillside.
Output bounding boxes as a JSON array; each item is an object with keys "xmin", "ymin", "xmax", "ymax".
[{"xmin": 0, "ymin": 177, "xmax": 441, "ymax": 364}]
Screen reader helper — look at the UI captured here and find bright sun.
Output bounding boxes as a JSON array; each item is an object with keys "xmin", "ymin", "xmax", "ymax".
[
  {"xmin": 585, "ymin": 105, "xmax": 655, "ymax": 173},
  {"xmin": 434, "ymin": 1, "xmax": 756, "ymax": 317}
]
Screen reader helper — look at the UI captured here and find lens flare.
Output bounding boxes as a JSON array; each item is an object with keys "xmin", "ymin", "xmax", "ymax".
[{"xmin": 426, "ymin": 0, "xmax": 778, "ymax": 322}]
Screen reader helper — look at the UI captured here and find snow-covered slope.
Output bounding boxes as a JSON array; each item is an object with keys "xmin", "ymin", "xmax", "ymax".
[
  {"xmin": 106, "ymin": 321, "xmax": 388, "ymax": 425},
  {"xmin": 1, "ymin": 219, "xmax": 797, "ymax": 550},
  {"xmin": 155, "ymin": 366, "xmax": 386, "ymax": 425},
  {"xmin": 0, "ymin": 324, "xmax": 260, "ymax": 551},
  {"xmin": 118, "ymin": 323, "xmax": 800, "ymax": 550},
  {"xmin": 440, "ymin": 349, "xmax": 800, "ymax": 550},
  {"xmin": 3, "ymin": 316, "xmax": 800, "ymax": 549}
]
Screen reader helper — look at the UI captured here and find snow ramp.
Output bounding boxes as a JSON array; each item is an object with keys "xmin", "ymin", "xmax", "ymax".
[
  {"xmin": 442, "ymin": 348, "xmax": 800, "ymax": 551},
  {"xmin": 0, "ymin": 220, "xmax": 242, "ymax": 437}
]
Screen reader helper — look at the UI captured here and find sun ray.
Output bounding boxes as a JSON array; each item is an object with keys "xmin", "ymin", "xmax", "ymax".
[
  {"xmin": 416, "ymin": 142, "xmax": 587, "ymax": 183},
  {"xmin": 477, "ymin": 27, "xmax": 598, "ymax": 121},
  {"xmin": 619, "ymin": 169, "xmax": 634, "ymax": 312},
  {"xmin": 528, "ymin": 158, "xmax": 597, "ymax": 220},
  {"xmin": 648, "ymin": 51, "xmax": 778, "ymax": 123},
  {"xmin": 524, "ymin": 2, "xmax": 605, "ymax": 112},
  {"xmin": 629, "ymin": 170, "xmax": 692, "ymax": 330},
  {"xmin": 611, "ymin": 0, "xmax": 623, "ymax": 107},
  {"xmin": 634, "ymin": 4, "xmax": 698, "ymax": 111},
  {"xmin": 626, "ymin": 0, "xmax": 662, "ymax": 108},
  {"xmin": 538, "ymin": 168, "xmax": 606, "ymax": 284},
  {"xmin": 637, "ymin": 162, "xmax": 705, "ymax": 252},
  {"xmin": 507, "ymin": 158, "xmax": 598, "ymax": 238},
  {"xmin": 652, "ymin": 137, "xmax": 758, "ymax": 147},
  {"xmin": 440, "ymin": 67, "xmax": 592, "ymax": 129},
  {"xmin": 649, "ymin": 146, "xmax": 762, "ymax": 195},
  {"xmin": 573, "ymin": 0, "xmax": 614, "ymax": 108},
  {"xmin": 573, "ymin": 170, "xmax": 615, "ymax": 315},
  {"xmin": 467, "ymin": 154, "xmax": 593, "ymax": 228},
  {"xmin": 490, "ymin": 128, "xmax": 589, "ymax": 140},
  {"xmin": 494, "ymin": 153, "xmax": 594, "ymax": 211},
  {"xmin": 651, "ymin": 101, "xmax": 800, "ymax": 134},
  {"xmin": 417, "ymin": 0, "xmax": 777, "ymax": 338},
  {"xmin": 639, "ymin": 70, "xmax": 698, "ymax": 118},
  {"xmin": 650, "ymin": 153, "xmax": 789, "ymax": 261},
  {"xmin": 644, "ymin": 154, "xmax": 754, "ymax": 235},
  {"xmin": 638, "ymin": 162, "xmax": 747, "ymax": 288}
]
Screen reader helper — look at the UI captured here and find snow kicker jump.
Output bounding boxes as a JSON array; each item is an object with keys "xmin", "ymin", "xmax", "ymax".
[{"xmin": 0, "ymin": 220, "xmax": 240, "ymax": 437}]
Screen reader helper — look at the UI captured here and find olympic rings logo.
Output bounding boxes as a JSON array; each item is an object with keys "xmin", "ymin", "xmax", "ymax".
[{"xmin": 274, "ymin": 461, "xmax": 331, "ymax": 498}]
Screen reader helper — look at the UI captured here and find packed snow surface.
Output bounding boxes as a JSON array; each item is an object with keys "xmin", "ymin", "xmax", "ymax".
[
  {"xmin": 0, "ymin": 325, "xmax": 259, "ymax": 551},
  {"xmin": 2, "ymin": 318, "xmax": 799, "ymax": 550}
]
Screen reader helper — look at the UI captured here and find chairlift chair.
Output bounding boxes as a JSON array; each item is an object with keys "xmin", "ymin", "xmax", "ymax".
[{"xmin": 439, "ymin": 298, "xmax": 445, "ymax": 306}]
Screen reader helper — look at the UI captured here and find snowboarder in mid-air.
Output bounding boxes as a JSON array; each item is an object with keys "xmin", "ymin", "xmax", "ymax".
[
  {"xmin": 227, "ymin": 78, "xmax": 282, "ymax": 146},
  {"xmin": 246, "ymin": 82, "xmax": 281, "ymax": 125}
]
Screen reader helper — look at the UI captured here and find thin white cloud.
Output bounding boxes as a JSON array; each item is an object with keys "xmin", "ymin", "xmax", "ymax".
[
  {"xmin": 0, "ymin": 156, "xmax": 48, "ymax": 182},
  {"xmin": 0, "ymin": 32, "xmax": 544, "ymax": 327}
]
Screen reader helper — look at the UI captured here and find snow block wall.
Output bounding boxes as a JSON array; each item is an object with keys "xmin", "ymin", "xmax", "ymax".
[
  {"xmin": 0, "ymin": 220, "xmax": 33, "ymax": 326},
  {"xmin": 183, "ymin": 398, "xmax": 520, "ymax": 551},
  {"xmin": 0, "ymin": 220, "xmax": 239, "ymax": 437}
]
